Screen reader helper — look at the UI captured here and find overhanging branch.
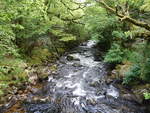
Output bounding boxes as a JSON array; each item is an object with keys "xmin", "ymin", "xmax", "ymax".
[{"xmin": 96, "ymin": 0, "xmax": 150, "ymax": 31}]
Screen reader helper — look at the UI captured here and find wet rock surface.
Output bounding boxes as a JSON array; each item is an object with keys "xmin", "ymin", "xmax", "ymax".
[{"xmin": 2, "ymin": 40, "xmax": 150, "ymax": 113}]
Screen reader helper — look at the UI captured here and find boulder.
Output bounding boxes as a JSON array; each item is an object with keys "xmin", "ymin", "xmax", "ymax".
[
  {"xmin": 66, "ymin": 55, "xmax": 80, "ymax": 61},
  {"xmin": 132, "ymin": 84, "xmax": 150, "ymax": 104},
  {"xmin": 72, "ymin": 62, "xmax": 82, "ymax": 67},
  {"xmin": 122, "ymin": 93, "xmax": 139, "ymax": 102}
]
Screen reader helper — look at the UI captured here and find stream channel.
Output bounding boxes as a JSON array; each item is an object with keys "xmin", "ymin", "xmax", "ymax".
[{"xmin": 4, "ymin": 40, "xmax": 150, "ymax": 113}]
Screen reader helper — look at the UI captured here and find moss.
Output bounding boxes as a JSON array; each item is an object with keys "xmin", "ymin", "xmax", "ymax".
[
  {"xmin": 0, "ymin": 58, "xmax": 28, "ymax": 98},
  {"xmin": 132, "ymin": 84, "xmax": 150, "ymax": 101},
  {"xmin": 112, "ymin": 61, "xmax": 132, "ymax": 79},
  {"xmin": 57, "ymin": 48, "xmax": 65, "ymax": 55},
  {"xmin": 0, "ymin": 90, "xmax": 4, "ymax": 96},
  {"xmin": 27, "ymin": 48, "xmax": 53, "ymax": 65},
  {"xmin": 50, "ymin": 65, "xmax": 57, "ymax": 72}
]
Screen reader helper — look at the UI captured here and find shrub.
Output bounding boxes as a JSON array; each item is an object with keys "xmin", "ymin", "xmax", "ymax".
[
  {"xmin": 124, "ymin": 49, "xmax": 143, "ymax": 64},
  {"xmin": 104, "ymin": 43, "xmax": 124, "ymax": 64},
  {"xmin": 112, "ymin": 31, "xmax": 127, "ymax": 40},
  {"xmin": 84, "ymin": 6, "xmax": 122, "ymax": 48},
  {"xmin": 123, "ymin": 64, "xmax": 141, "ymax": 84},
  {"xmin": 141, "ymin": 58, "xmax": 150, "ymax": 82}
]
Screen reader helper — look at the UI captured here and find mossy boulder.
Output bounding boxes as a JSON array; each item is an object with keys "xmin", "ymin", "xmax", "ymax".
[
  {"xmin": 132, "ymin": 84, "xmax": 150, "ymax": 103},
  {"xmin": 66, "ymin": 55, "xmax": 80, "ymax": 61},
  {"xmin": 0, "ymin": 58, "xmax": 28, "ymax": 99},
  {"xmin": 28, "ymin": 48, "xmax": 53, "ymax": 65},
  {"xmin": 111, "ymin": 61, "xmax": 132, "ymax": 79},
  {"xmin": 49, "ymin": 65, "xmax": 57, "ymax": 72},
  {"xmin": 57, "ymin": 48, "xmax": 65, "ymax": 55}
]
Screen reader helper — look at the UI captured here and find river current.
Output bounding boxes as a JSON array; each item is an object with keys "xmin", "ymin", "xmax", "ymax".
[{"xmin": 23, "ymin": 40, "xmax": 148, "ymax": 113}]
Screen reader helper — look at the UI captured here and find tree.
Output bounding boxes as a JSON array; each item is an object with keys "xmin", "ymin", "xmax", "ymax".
[
  {"xmin": 0, "ymin": 0, "xmax": 87, "ymax": 96},
  {"xmin": 96, "ymin": 0, "xmax": 150, "ymax": 32}
]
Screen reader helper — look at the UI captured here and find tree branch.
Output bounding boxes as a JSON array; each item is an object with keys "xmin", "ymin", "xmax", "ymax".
[
  {"xmin": 96, "ymin": 0, "xmax": 150, "ymax": 31},
  {"xmin": 136, "ymin": 32, "xmax": 150, "ymax": 40}
]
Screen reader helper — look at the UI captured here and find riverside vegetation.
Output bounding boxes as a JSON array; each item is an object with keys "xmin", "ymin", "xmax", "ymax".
[{"xmin": 0, "ymin": 0, "xmax": 150, "ymax": 112}]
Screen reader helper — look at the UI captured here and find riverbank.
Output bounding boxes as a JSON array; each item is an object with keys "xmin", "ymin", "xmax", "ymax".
[
  {"xmin": 0, "ymin": 62, "xmax": 58, "ymax": 113},
  {"xmin": 2, "ymin": 41, "xmax": 149, "ymax": 113},
  {"xmin": 107, "ymin": 62, "xmax": 150, "ymax": 110},
  {"xmin": 0, "ymin": 39, "xmax": 83, "ymax": 112}
]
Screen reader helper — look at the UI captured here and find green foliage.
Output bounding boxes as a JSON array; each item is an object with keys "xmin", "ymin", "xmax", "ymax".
[
  {"xmin": 66, "ymin": 24, "xmax": 88, "ymax": 41},
  {"xmin": 0, "ymin": 0, "xmax": 150, "ymax": 99},
  {"xmin": 59, "ymin": 35, "xmax": 76, "ymax": 42},
  {"xmin": 122, "ymin": 41, "xmax": 150, "ymax": 84},
  {"xmin": 0, "ymin": 0, "xmax": 86, "ymax": 98},
  {"xmin": 141, "ymin": 56, "xmax": 150, "ymax": 82},
  {"xmin": 0, "ymin": 1, "xmax": 28, "ymax": 96},
  {"xmin": 104, "ymin": 43, "xmax": 124, "ymax": 63},
  {"xmin": 28, "ymin": 48, "xmax": 53, "ymax": 65},
  {"xmin": 84, "ymin": 6, "xmax": 121, "ymax": 47},
  {"xmin": 143, "ymin": 92, "xmax": 150, "ymax": 100},
  {"xmin": 51, "ymin": 29, "xmax": 77, "ymax": 42},
  {"xmin": 86, "ymin": 0, "xmax": 150, "ymax": 100},
  {"xmin": 7, "ymin": 0, "xmax": 52, "ymax": 39},
  {"xmin": 140, "ymin": 42, "xmax": 150, "ymax": 82},
  {"xmin": 141, "ymin": 0, "xmax": 150, "ymax": 11},
  {"xmin": 123, "ymin": 64, "xmax": 141, "ymax": 84},
  {"xmin": 0, "ymin": 21, "xmax": 19, "ymax": 58},
  {"xmin": 124, "ymin": 50, "xmax": 143, "ymax": 64},
  {"xmin": 112, "ymin": 31, "xmax": 127, "ymax": 40},
  {"xmin": 0, "ymin": 58, "xmax": 28, "ymax": 95}
]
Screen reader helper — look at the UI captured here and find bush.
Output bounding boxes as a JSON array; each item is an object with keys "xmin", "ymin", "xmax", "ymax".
[
  {"xmin": 141, "ymin": 58, "xmax": 150, "ymax": 82},
  {"xmin": 123, "ymin": 64, "xmax": 141, "ymax": 84},
  {"xmin": 84, "ymin": 6, "xmax": 122, "ymax": 48},
  {"xmin": 104, "ymin": 43, "xmax": 124, "ymax": 64},
  {"xmin": 122, "ymin": 41, "xmax": 150, "ymax": 84},
  {"xmin": 112, "ymin": 31, "xmax": 127, "ymax": 40},
  {"xmin": 124, "ymin": 49, "xmax": 143, "ymax": 63}
]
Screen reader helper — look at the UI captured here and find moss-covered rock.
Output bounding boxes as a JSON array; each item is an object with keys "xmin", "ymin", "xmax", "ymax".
[
  {"xmin": 27, "ymin": 48, "xmax": 53, "ymax": 65},
  {"xmin": 132, "ymin": 84, "xmax": 150, "ymax": 103},
  {"xmin": 110, "ymin": 61, "xmax": 150, "ymax": 103},
  {"xmin": 0, "ymin": 58, "xmax": 28, "ymax": 100},
  {"xmin": 115, "ymin": 61, "xmax": 132, "ymax": 79}
]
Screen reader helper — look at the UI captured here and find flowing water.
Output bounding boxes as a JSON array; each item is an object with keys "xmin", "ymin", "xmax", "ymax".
[{"xmin": 22, "ymin": 41, "xmax": 148, "ymax": 113}]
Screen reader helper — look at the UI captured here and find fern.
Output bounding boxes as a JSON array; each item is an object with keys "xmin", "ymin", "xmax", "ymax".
[
  {"xmin": 104, "ymin": 43, "xmax": 124, "ymax": 63},
  {"xmin": 123, "ymin": 64, "xmax": 141, "ymax": 84}
]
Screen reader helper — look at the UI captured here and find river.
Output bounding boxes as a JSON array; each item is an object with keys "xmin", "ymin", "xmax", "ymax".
[{"xmin": 4, "ymin": 40, "xmax": 149, "ymax": 113}]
